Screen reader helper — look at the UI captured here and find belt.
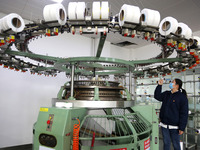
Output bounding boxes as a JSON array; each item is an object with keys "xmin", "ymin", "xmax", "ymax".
[{"xmin": 159, "ymin": 122, "xmax": 179, "ymax": 129}]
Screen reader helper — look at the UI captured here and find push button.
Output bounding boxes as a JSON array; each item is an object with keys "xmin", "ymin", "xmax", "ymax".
[
  {"xmin": 46, "ymin": 114, "xmax": 54, "ymax": 131},
  {"xmin": 47, "ymin": 120, "xmax": 51, "ymax": 124}
]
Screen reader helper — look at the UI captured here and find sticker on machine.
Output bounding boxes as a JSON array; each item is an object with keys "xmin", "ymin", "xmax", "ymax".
[
  {"xmin": 110, "ymin": 148, "xmax": 127, "ymax": 150},
  {"xmin": 39, "ymin": 146, "xmax": 55, "ymax": 150},
  {"xmin": 144, "ymin": 138, "xmax": 150, "ymax": 150}
]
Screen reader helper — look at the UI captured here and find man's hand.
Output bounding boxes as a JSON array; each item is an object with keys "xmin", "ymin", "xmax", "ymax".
[
  {"xmin": 179, "ymin": 130, "xmax": 184, "ymax": 135},
  {"xmin": 158, "ymin": 79, "xmax": 164, "ymax": 85}
]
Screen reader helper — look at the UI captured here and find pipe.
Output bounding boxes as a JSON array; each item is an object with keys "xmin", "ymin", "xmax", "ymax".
[
  {"xmin": 183, "ymin": 71, "xmax": 188, "ymax": 149},
  {"xmin": 193, "ymin": 69, "xmax": 198, "ymax": 149},
  {"xmin": 133, "ymin": 77, "xmax": 137, "ymax": 101},
  {"xmin": 188, "ymin": 144, "xmax": 196, "ymax": 149},
  {"xmin": 70, "ymin": 64, "xmax": 75, "ymax": 98},
  {"xmin": 93, "ymin": 68, "xmax": 96, "ymax": 78},
  {"xmin": 76, "ymin": 74, "xmax": 79, "ymax": 81},
  {"xmin": 129, "ymin": 67, "xmax": 132, "ymax": 100}
]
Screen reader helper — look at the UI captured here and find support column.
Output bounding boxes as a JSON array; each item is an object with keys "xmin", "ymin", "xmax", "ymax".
[
  {"xmin": 133, "ymin": 76, "xmax": 137, "ymax": 102},
  {"xmin": 96, "ymin": 32, "xmax": 107, "ymax": 58},
  {"xmin": 184, "ymin": 71, "xmax": 188, "ymax": 149},
  {"xmin": 69, "ymin": 63, "xmax": 75, "ymax": 100},
  {"xmin": 193, "ymin": 70, "xmax": 198, "ymax": 149},
  {"xmin": 129, "ymin": 67, "xmax": 132, "ymax": 100}
]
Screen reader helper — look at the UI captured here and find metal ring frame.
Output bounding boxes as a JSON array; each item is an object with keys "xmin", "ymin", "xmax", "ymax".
[{"xmin": 0, "ymin": 2, "xmax": 199, "ymax": 78}]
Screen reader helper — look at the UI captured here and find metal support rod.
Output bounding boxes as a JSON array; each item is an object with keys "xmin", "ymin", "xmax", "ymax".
[
  {"xmin": 193, "ymin": 69, "xmax": 196, "ymax": 113},
  {"xmin": 183, "ymin": 71, "xmax": 188, "ymax": 149},
  {"xmin": 75, "ymin": 74, "xmax": 79, "ymax": 81},
  {"xmin": 193, "ymin": 69, "xmax": 198, "ymax": 149},
  {"xmin": 162, "ymin": 49, "xmax": 164, "ymax": 59},
  {"xmin": 133, "ymin": 76, "xmax": 137, "ymax": 102},
  {"xmin": 183, "ymin": 71, "xmax": 187, "ymax": 148},
  {"xmin": 188, "ymin": 144, "xmax": 196, "ymax": 149},
  {"xmin": 70, "ymin": 64, "xmax": 75, "ymax": 98},
  {"xmin": 183, "ymin": 71, "xmax": 186, "ymax": 89},
  {"xmin": 129, "ymin": 68, "xmax": 132, "ymax": 100},
  {"xmin": 93, "ymin": 68, "xmax": 96, "ymax": 78},
  {"xmin": 96, "ymin": 32, "xmax": 107, "ymax": 57}
]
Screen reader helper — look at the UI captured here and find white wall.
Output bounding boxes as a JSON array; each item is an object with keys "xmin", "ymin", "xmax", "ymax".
[
  {"xmin": 0, "ymin": 28, "xmax": 131, "ymax": 147},
  {"xmin": 0, "ymin": 69, "xmax": 66, "ymax": 147},
  {"xmin": 130, "ymin": 43, "xmax": 177, "ymax": 60},
  {"xmin": 29, "ymin": 33, "xmax": 93, "ymax": 57}
]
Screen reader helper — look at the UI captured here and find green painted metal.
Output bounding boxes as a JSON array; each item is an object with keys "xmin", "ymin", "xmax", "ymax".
[
  {"xmin": 81, "ymin": 62, "xmax": 128, "ymax": 71},
  {"xmin": 34, "ymin": 105, "xmax": 159, "ymax": 150},
  {"xmin": 131, "ymin": 105, "xmax": 159, "ymax": 150},
  {"xmin": 78, "ymin": 110, "xmax": 155, "ymax": 150},
  {"xmin": 4, "ymin": 50, "xmax": 183, "ymax": 77},
  {"xmin": 5, "ymin": 50, "xmax": 182, "ymax": 68},
  {"xmin": 131, "ymin": 57, "xmax": 182, "ymax": 65},
  {"xmin": 57, "ymin": 82, "xmax": 69, "ymax": 100},
  {"xmin": 105, "ymin": 81, "xmax": 110, "ymax": 86},
  {"xmin": 95, "ymin": 70, "xmax": 129, "ymax": 75},
  {"xmin": 55, "ymin": 57, "xmax": 135, "ymax": 67},
  {"xmin": 57, "ymin": 86, "xmax": 65, "ymax": 100},
  {"xmin": 65, "ymin": 68, "xmax": 93, "ymax": 75},
  {"xmin": 104, "ymin": 108, "xmax": 112, "ymax": 115},
  {"xmin": 68, "ymin": 96, "xmax": 76, "ymax": 100},
  {"xmin": 78, "ymin": 114, "xmax": 137, "ymax": 140},
  {"xmin": 81, "ymin": 62, "xmax": 104, "ymax": 68},
  {"xmin": 34, "ymin": 66, "xmax": 55, "ymax": 71},
  {"xmin": 101, "ymin": 66, "xmax": 128, "ymax": 71},
  {"xmin": 33, "ymin": 107, "xmax": 87, "ymax": 150},
  {"xmin": 124, "ymin": 88, "xmax": 132, "ymax": 101},
  {"xmin": 96, "ymin": 33, "xmax": 107, "ymax": 58},
  {"xmin": 93, "ymin": 87, "xmax": 100, "ymax": 101},
  {"xmin": 81, "ymin": 143, "xmax": 137, "ymax": 150},
  {"xmin": 67, "ymin": 70, "xmax": 128, "ymax": 76},
  {"xmin": 5, "ymin": 50, "xmax": 59, "ymax": 62}
]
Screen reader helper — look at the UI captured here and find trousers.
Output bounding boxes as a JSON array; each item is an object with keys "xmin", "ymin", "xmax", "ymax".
[{"xmin": 161, "ymin": 127, "xmax": 181, "ymax": 150}]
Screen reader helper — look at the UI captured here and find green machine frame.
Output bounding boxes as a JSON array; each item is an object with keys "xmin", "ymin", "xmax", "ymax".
[{"xmin": 33, "ymin": 105, "xmax": 159, "ymax": 150}]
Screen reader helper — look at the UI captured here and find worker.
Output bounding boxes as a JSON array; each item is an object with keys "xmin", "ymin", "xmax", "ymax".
[{"xmin": 154, "ymin": 78, "xmax": 188, "ymax": 150}]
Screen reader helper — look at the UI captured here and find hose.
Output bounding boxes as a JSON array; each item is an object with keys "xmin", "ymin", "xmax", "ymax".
[{"xmin": 73, "ymin": 118, "xmax": 80, "ymax": 150}]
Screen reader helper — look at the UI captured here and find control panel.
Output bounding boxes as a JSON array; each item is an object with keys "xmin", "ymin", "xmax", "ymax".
[{"xmin": 46, "ymin": 114, "xmax": 54, "ymax": 131}]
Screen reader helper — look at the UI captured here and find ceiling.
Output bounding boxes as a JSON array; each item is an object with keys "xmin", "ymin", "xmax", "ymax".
[{"xmin": 0, "ymin": 0, "xmax": 200, "ymax": 49}]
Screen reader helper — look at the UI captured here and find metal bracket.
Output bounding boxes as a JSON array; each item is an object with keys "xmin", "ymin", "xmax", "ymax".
[
  {"xmin": 96, "ymin": 32, "xmax": 107, "ymax": 58},
  {"xmin": 93, "ymin": 87, "xmax": 100, "ymax": 101}
]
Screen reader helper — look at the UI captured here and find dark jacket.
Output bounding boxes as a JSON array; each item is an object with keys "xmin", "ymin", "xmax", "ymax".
[{"xmin": 154, "ymin": 85, "xmax": 188, "ymax": 131}]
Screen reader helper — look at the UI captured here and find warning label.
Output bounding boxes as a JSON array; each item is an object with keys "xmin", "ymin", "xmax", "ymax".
[
  {"xmin": 144, "ymin": 138, "xmax": 150, "ymax": 150},
  {"xmin": 110, "ymin": 148, "xmax": 127, "ymax": 150}
]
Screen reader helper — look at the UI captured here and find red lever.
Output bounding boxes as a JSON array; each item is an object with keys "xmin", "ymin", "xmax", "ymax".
[{"xmin": 90, "ymin": 132, "xmax": 95, "ymax": 150}]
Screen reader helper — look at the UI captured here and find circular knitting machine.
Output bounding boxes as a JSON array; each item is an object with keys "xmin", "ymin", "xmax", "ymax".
[{"xmin": 0, "ymin": 1, "xmax": 199, "ymax": 150}]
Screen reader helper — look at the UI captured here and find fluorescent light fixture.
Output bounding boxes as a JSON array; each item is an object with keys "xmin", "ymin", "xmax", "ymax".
[{"xmin": 51, "ymin": 0, "xmax": 63, "ymax": 3}]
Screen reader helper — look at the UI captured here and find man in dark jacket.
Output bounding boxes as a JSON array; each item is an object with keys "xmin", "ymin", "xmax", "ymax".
[{"xmin": 154, "ymin": 78, "xmax": 188, "ymax": 150}]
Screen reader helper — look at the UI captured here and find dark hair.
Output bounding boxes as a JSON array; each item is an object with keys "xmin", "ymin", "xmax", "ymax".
[{"xmin": 174, "ymin": 78, "xmax": 187, "ymax": 96}]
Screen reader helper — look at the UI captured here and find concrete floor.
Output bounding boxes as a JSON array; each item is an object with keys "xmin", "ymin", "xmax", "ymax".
[
  {"xmin": 0, "ymin": 142, "xmax": 199, "ymax": 150},
  {"xmin": 0, "ymin": 144, "xmax": 32, "ymax": 150},
  {"xmin": 0, "ymin": 135, "xmax": 199, "ymax": 150}
]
